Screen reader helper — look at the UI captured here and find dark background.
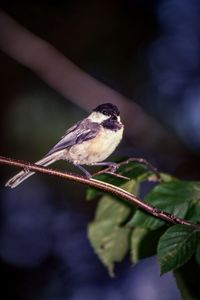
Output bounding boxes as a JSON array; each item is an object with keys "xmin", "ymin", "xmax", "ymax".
[{"xmin": 1, "ymin": 1, "xmax": 200, "ymax": 299}]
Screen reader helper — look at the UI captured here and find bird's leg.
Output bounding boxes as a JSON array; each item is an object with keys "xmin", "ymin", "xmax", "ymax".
[
  {"xmin": 74, "ymin": 164, "xmax": 92, "ymax": 179},
  {"xmin": 91, "ymin": 162, "xmax": 119, "ymax": 173},
  {"xmin": 91, "ymin": 162, "xmax": 129, "ymax": 180}
]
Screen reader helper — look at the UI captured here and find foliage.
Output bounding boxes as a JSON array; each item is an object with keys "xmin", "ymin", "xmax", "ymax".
[{"xmin": 86, "ymin": 161, "xmax": 200, "ymax": 297}]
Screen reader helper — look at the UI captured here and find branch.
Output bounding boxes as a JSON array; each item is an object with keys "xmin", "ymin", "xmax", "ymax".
[{"xmin": 1, "ymin": 156, "xmax": 200, "ymax": 230}]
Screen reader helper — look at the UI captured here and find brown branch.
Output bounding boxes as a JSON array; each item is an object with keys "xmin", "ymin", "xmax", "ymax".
[{"xmin": 1, "ymin": 155, "xmax": 200, "ymax": 230}]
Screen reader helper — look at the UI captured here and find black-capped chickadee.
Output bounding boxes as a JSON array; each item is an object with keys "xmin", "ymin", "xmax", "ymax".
[{"xmin": 6, "ymin": 103, "xmax": 124, "ymax": 188}]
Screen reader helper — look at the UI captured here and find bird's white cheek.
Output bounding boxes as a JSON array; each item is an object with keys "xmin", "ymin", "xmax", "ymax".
[{"xmin": 88, "ymin": 112, "xmax": 109, "ymax": 123}]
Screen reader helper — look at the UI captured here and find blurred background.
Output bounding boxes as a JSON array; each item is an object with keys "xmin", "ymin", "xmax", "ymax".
[{"xmin": 1, "ymin": 0, "xmax": 200, "ymax": 299}]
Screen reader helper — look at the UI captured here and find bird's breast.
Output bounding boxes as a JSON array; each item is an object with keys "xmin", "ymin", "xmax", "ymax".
[{"xmin": 66, "ymin": 126, "xmax": 124, "ymax": 165}]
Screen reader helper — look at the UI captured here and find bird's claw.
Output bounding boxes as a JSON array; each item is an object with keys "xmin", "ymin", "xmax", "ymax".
[{"xmin": 108, "ymin": 163, "xmax": 119, "ymax": 173}]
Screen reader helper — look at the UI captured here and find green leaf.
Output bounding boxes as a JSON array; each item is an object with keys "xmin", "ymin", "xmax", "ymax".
[
  {"xmin": 157, "ymin": 225, "xmax": 200, "ymax": 275},
  {"xmin": 87, "ymin": 183, "xmax": 134, "ymax": 275},
  {"xmin": 117, "ymin": 161, "xmax": 153, "ymax": 179},
  {"xmin": 128, "ymin": 181, "xmax": 200, "ymax": 230},
  {"xmin": 131, "ymin": 228, "xmax": 148, "ymax": 263},
  {"xmin": 88, "ymin": 221, "xmax": 130, "ymax": 276},
  {"xmin": 131, "ymin": 227, "xmax": 164, "ymax": 263},
  {"xmin": 186, "ymin": 201, "xmax": 200, "ymax": 223},
  {"xmin": 159, "ymin": 173, "xmax": 176, "ymax": 182},
  {"xmin": 94, "ymin": 195, "xmax": 131, "ymax": 224},
  {"xmin": 121, "ymin": 179, "xmax": 141, "ymax": 195}
]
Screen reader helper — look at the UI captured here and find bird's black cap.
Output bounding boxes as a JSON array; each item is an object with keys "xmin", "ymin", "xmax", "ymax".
[{"xmin": 93, "ymin": 103, "xmax": 119, "ymax": 116}]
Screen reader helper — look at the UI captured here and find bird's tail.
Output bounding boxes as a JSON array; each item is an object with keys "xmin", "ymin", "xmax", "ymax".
[{"xmin": 5, "ymin": 154, "xmax": 57, "ymax": 188}]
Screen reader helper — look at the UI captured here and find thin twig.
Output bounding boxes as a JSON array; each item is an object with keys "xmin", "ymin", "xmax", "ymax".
[
  {"xmin": 118, "ymin": 157, "xmax": 162, "ymax": 181},
  {"xmin": 93, "ymin": 169, "xmax": 130, "ymax": 180},
  {"xmin": 93, "ymin": 157, "xmax": 161, "ymax": 182},
  {"xmin": 0, "ymin": 155, "xmax": 200, "ymax": 230}
]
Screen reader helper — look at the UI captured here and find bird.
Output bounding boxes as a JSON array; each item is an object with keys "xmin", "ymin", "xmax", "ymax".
[{"xmin": 6, "ymin": 103, "xmax": 124, "ymax": 188}]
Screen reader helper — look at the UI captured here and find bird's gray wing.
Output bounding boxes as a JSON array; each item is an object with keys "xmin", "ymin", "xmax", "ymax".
[{"xmin": 45, "ymin": 119, "xmax": 101, "ymax": 156}]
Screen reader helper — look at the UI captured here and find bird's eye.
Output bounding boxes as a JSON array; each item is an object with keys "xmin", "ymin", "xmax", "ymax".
[
  {"xmin": 111, "ymin": 115, "xmax": 117, "ymax": 120},
  {"xmin": 102, "ymin": 110, "xmax": 108, "ymax": 115}
]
